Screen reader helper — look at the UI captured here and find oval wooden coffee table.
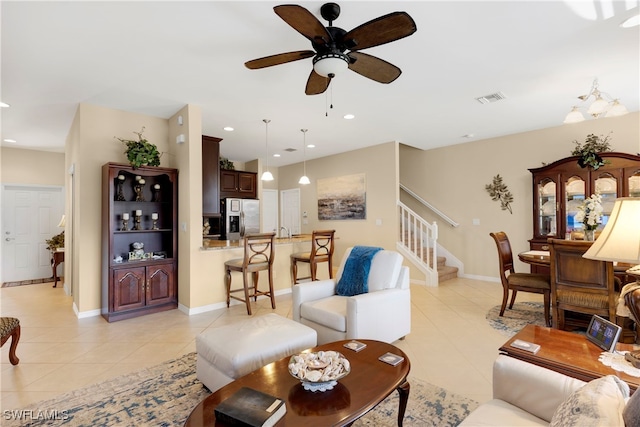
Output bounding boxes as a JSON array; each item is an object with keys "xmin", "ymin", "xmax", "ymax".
[{"xmin": 184, "ymin": 339, "xmax": 411, "ymax": 426}]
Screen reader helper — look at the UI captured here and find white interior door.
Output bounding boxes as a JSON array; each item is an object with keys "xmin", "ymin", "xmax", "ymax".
[
  {"xmin": 261, "ymin": 189, "xmax": 278, "ymax": 234},
  {"xmin": 1, "ymin": 185, "xmax": 63, "ymax": 282},
  {"xmin": 280, "ymin": 188, "xmax": 301, "ymax": 236}
]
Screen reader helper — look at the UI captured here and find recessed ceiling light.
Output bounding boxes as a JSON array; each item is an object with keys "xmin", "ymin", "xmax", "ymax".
[
  {"xmin": 0, "ymin": 102, "xmax": 9, "ymax": 108},
  {"xmin": 307, "ymin": 144, "xmax": 315, "ymax": 148},
  {"xmin": 273, "ymin": 153, "xmax": 280, "ymax": 157},
  {"xmin": 343, "ymin": 114, "xmax": 355, "ymax": 120},
  {"xmin": 4, "ymin": 139, "xmax": 17, "ymax": 143},
  {"xmin": 621, "ymin": 14, "xmax": 640, "ymax": 28},
  {"xmin": 223, "ymin": 126, "xmax": 234, "ymax": 131},
  {"xmin": 463, "ymin": 134, "xmax": 475, "ymax": 139}
]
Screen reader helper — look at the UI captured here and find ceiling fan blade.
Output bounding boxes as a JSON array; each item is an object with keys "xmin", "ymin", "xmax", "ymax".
[
  {"xmin": 344, "ymin": 12, "xmax": 417, "ymax": 51},
  {"xmin": 305, "ymin": 70, "xmax": 330, "ymax": 95},
  {"xmin": 347, "ymin": 52, "xmax": 401, "ymax": 84},
  {"xmin": 274, "ymin": 5, "xmax": 331, "ymax": 45},
  {"xmin": 245, "ymin": 50, "xmax": 315, "ymax": 69}
]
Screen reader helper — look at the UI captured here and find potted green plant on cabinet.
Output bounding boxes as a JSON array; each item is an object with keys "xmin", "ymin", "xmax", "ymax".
[{"xmin": 115, "ymin": 127, "xmax": 161, "ymax": 169}]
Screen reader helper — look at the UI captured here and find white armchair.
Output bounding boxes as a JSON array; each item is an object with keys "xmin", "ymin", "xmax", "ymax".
[{"xmin": 292, "ymin": 247, "xmax": 410, "ymax": 345}]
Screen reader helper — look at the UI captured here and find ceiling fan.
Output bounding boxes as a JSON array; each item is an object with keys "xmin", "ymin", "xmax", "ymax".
[{"xmin": 244, "ymin": 3, "xmax": 417, "ymax": 95}]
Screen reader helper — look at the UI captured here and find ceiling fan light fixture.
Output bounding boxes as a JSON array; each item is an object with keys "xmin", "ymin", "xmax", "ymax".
[{"xmin": 313, "ymin": 52, "xmax": 349, "ymax": 78}]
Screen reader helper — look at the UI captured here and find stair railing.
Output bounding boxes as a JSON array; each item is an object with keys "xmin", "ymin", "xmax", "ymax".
[
  {"xmin": 398, "ymin": 201, "xmax": 439, "ymax": 285},
  {"xmin": 399, "ymin": 183, "xmax": 459, "ymax": 228}
]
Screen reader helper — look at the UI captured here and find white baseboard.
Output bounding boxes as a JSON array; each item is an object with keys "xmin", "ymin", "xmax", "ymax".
[
  {"xmin": 73, "ymin": 302, "xmax": 101, "ymax": 319},
  {"xmin": 180, "ymin": 287, "xmax": 293, "ymax": 316}
]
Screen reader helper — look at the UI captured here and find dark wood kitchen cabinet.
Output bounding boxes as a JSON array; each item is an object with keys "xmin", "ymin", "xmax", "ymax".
[
  {"xmin": 202, "ymin": 135, "xmax": 222, "ymax": 217},
  {"xmin": 219, "ymin": 169, "xmax": 257, "ymax": 199},
  {"xmin": 102, "ymin": 162, "xmax": 178, "ymax": 322}
]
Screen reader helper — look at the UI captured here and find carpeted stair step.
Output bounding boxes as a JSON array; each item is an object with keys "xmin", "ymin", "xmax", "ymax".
[{"xmin": 438, "ymin": 265, "xmax": 459, "ymax": 283}]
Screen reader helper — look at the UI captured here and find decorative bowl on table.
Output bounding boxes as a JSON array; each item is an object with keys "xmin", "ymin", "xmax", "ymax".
[{"xmin": 288, "ymin": 351, "xmax": 350, "ymax": 392}]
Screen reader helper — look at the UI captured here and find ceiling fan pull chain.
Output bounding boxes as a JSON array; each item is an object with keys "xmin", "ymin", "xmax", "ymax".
[
  {"xmin": 330, "ymin": 84, "xmax": 334, "ymax": 110},
  {"xmin": 325, "ymin": 90, "xmax": 329, "ymax": 117}
]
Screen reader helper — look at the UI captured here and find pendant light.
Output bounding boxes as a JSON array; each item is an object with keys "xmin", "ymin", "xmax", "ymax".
[
  {"xmin": 261, "ymin": 119, "xmax": 274, "ymax": 181},
  {"xmin": 298, "ymin": 129, "xmax": 310, "ymax": 185}
]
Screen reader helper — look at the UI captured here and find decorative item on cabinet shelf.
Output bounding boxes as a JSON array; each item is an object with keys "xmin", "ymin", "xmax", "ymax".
[
  {"xmin": 571, "ymin": 132, "xmax": 613, "ymax": 170},
  {"xmin": 151, "ymin": 184, "xmax": 161, "ymax": 202},
  {"xmin": 219, "ymin": 156, "xmax": 234, "ymax": 170},
  {"xmin": 115, "ymin": 127, "xmax": 161, "ymax": 169},
  {"xmin": 485, "ymin": 174, "xmax": 513, "ymax": 214},
  {"xmin": 151, "ymin": 213, "xmax": 159, "ymax": 230},
  {"xmin": 121, "ymin": 213, "xmax": 130, "ymax": 231},
  {"xmin": 116, "ymin": 174, "xmax": 126, "ymax": 201},
  {"xmin": 133, "ymin": 210, "xmax": 142, "ymax": 230},
  {"xmin": 134, "ymin": 176, "xmax": 146, "ymax": 202}
]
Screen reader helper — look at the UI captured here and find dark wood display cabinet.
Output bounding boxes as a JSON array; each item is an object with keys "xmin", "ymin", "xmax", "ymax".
[
  {"xmin": 101, "ymin": 162, "xmax": 178, "ymax": 322},
  {"xmin": 529, "ymin": 152, "xmax": 640, "ymax": 275},
  {"xmin": 219, "ymin": 169, "xmax": 257, "ymax": 199}
]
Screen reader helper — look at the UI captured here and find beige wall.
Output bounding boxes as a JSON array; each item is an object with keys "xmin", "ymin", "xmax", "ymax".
[
  {"xmin": 1, "ymin": 147, "xmax": 65, "ymax": 185},
  {"xmin": 5, "ymin": 105, "xmax": 638, "ymax": 315},
  {"xmin": 399, "ymin": 112, "xmax": 640, "ymax": 280},
  {"xmin": 277, "ymin": 141, "xmax": 399, "ymax": 262},
  {"xmin": 184, "ymin": 140, "xmax": 400, "ymax": 312}
]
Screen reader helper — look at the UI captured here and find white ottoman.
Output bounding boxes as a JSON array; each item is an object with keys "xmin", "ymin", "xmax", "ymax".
[{"xmin": 196, "ymin": 313, "xmax": 317, "ymax": 392}]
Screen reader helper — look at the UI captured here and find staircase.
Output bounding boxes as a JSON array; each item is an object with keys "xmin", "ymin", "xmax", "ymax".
[{"xmin": 397, "ymin": 201, "xmax": 459, "ymax": 286}]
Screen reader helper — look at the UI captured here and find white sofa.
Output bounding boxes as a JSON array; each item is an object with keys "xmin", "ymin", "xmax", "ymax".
[
  {"xmin": 292, "ymin": 247, "xmax": 410, "ymax": 345},
  {"xmin": 460, "ymin": 355, "xmax": 633, "ymax": 426}
]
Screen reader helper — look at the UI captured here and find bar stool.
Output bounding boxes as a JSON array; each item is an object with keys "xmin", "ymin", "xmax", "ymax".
[
  {"xmin": 225, "ymin": 233, "xmax": 276, "ymax": 315},
  {"xmin": 290, "ymin": 230, "xmax": 335, "ymax": 284}
]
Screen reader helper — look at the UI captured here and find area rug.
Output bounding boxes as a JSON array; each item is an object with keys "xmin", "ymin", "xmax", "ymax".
[
  {"xmin": 4, "ymin": 353, "xmax": 478, "ymax": 427},
  {"xmin": 1, "ymin": 278, "xmax": 53, "ymax": 288},
  {"xmin": 485, "ymin": 301, "xmax": 547, "ymax": 336}
]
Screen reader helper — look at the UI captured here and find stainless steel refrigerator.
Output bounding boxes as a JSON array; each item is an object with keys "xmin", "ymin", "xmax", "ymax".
[{"xmin": 221, "ymin": 198, "xmax": 260, "ymax": 241}]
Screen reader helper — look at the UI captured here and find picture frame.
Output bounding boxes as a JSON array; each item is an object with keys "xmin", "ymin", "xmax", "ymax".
[
  {"xmin": 586, "ymin": 314, "xmax": 622, "ymax": 352},
  {"xmin": 317, "ymin": 173, "xmax": 366, "ymax": 220}
]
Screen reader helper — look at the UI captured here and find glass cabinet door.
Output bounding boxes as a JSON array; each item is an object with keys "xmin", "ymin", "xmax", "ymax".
[
  {"xmin": 595, "ymin": 172, "xmax": 617, "ymax": 228},
  {"xmin": 538, "ymin": 178, "xmax": 556, "ymax": 237},
  {"xmin": 565, "ymin": 175, "xmax": 585, "ymax": 236},
  {"xmin": 629, "ymin": 171, "xmax": 640, "ymax": 197}
]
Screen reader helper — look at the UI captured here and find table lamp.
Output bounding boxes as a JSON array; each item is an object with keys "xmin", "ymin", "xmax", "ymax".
[
  {"xmin": 583, "ymin": 197, "xmax": 640, "ymax": 272},
  {"xmin": 583, "ymin": 197, "xmax": 640, "ymax": 354}
]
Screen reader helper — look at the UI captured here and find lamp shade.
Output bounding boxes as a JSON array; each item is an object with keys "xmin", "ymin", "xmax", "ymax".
[
  {"xmin": 261, "ymin": 171, "xmax": 274, "ymax": 181},
  {"xmin": 563, "ymin": 106, "xmax": 585, "ymax": 124},
  {"xmin": 583, "ymin": 198, "xmax": 640, "ymax": 263},
  {"xmin": 313, "ymin": 53, "xmax": 349, "ymax": 78},
  {"xmin": 606, "ymin": 100, "xmax": 629, "ymax": 117},
  {"xmin": 298, "ymin": 175, "xmax": 310, "ymax": 185}
]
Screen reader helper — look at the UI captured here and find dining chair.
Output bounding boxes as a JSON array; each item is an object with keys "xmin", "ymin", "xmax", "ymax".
[
  {"xmin": 549, "ymin": 238, "xmax": 618, "ymax": 331},
  {"xmin": 290, "ymin": 229, "xmax": 335, "ymax": 285},
  {"xmin": 225, "ymin": 233, "xmax": 276, "ymax": 315},
  {"xmin": 490, "ymin": 232, "xmax": 551, "ymax": 326}
]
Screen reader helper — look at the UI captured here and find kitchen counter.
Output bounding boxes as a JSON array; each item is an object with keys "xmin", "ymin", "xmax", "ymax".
[{"xmin": 201, "ymin": 234, "xmax": 313, "ymax": 250}]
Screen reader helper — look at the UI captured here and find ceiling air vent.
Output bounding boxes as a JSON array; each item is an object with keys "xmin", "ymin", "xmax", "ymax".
[
  {"xmin": 284, "ymin": 148, "xmax": 297, "ymax": 152},
  {"xmin": 476, "ymin": 92, "xmax": 506, "ymax": 104}
]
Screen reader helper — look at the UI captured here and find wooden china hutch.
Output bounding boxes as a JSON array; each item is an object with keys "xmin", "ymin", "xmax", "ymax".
[
  {"xmin": 101, "ymin": 163, "xmax": 178, "ymax": 322},
  {"xmin": 529, "ymin": 152, "xmax": 640, "ymax": 259}
]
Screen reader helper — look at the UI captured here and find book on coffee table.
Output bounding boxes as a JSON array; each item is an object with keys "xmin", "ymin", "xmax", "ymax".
[{"xmin": 214, "ymin": 387, "xmax": 286, "ymax": 427}]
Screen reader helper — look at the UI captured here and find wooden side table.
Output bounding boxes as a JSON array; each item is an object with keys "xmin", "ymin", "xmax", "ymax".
[
  {"xmin": 52, "ymin": 249, "xmax": 64, "ymax": 288},
  {"xmin": 500, "ymin": 324, "xmax": 640, "ymax": 392}
]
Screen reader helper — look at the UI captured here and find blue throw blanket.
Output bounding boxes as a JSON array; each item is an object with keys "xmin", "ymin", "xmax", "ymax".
[{"xmin": 336, "ymin": 246, "xmax": 383, "ymax": 296}]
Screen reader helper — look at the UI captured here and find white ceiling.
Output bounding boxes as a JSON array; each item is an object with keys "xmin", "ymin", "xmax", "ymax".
[{"xmin": 1, "ymin": 1, "xmax": 638, "ymax": 168}]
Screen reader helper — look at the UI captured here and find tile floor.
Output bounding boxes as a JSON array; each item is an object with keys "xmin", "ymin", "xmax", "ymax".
[{"xmin": 1, "ymin": 277, "xmax": 542, "ymax": 412}]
